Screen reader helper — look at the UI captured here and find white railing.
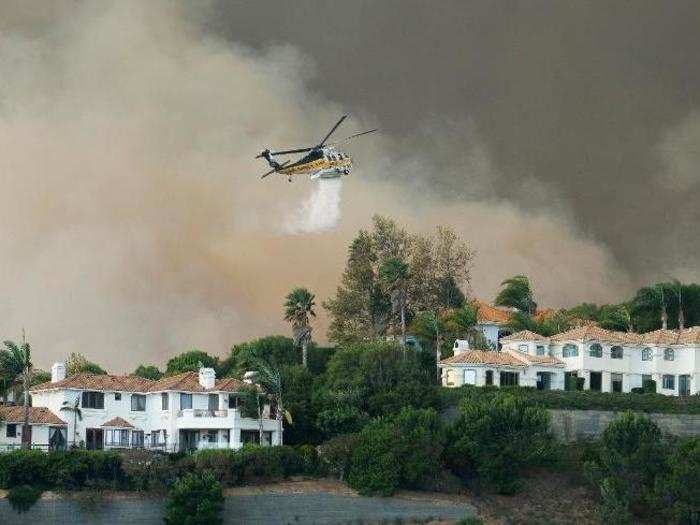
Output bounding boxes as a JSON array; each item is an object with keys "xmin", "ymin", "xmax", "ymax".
[{"xmin": 177, "ymin": 409, "xmax": 229, "ymax": 418}]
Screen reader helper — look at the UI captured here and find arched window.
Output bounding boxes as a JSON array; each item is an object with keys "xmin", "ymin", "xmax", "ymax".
[
  {"xmin": 664, "ymin": 348, "xmax": 675, "ymax": 361},
  {"xmin": 589, "ymin": 343, "xmax": 602, "ymax": 358},
  {"xmin": 518, "ymin": 344, "xmax": 528, "ymax": 353},
  {"xmin": 611, "ymin": 346, "xmax": 623, "ymax": 359},
  {"xmin": 536, "ymin": 345, "xmax": 546, "ymax": 356},
  {"xmin": 562, "ymin": 344, "xmax": 579, "ymax": 358},
  {"xmin": 641, "ymin": 347, "xmax": 653, "ymax": 361}
]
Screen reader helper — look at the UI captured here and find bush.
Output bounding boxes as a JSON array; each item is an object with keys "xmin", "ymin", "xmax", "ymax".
[
  {"xmin": 584, "ymin": 412, "xmax": 667, "ymax": 523},
  {"xmin": 120, "ymin": 449, "xmax": 181, "ymax": 492},
  {"xmin": 189, "ymin": 445, "xmax": 304, "ymax": 486},
  {"xmin": 0, "ymin": 450, "xmax": 49, "ymax": 488},
  {"xmin": 297, "ymin": 444, "xmax": 321, "ymax": 475},
  {"xmin": 642, "ymin": 379, "xmax": 657, "ymax": 394},
  {"xmin": 318, "ymin": 433, "xmax": 360, "ymax": 481},
  {"xmin": 346, "ymin": 407, "xmax": 445, "ymax": 496},
  {"xmin": 661, "ymin": 437, "xmax": 700, "ymax": 524},
  {"xmin": 7, "ymin": 485, "xmax": 42, "ymax": 513},
  {"xmin": 445, "ymin": 391, "xmax": 552, "ymax": 494},
  {"xmin": 164, "ymin": 473, "xmax": 224, "ymax": 525}
]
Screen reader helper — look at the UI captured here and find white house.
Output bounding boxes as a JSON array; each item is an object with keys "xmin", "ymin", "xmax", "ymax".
[
  {"xmin": 438, "ymin": 337, "xmax": 566, "ymax": 390},
  {"xmin": 440, "ymin": 325, "xmax": 700, "ymax": 396},
  {"xmin": 16, "ymin": 363, "xmax": 280, "ymax": 452},
  {"xmin": 0, "ymin": 405, "xmax": 68, "ymax": 451}
]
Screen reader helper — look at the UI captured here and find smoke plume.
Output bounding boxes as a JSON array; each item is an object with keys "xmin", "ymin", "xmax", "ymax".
[{"xmin": 0, "ymin": 1, "xmax": 645, "ymax": 372}]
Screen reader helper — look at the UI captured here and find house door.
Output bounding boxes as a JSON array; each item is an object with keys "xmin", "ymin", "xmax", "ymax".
[
  {"xmin": 49, "ymin": 427, "xmax": 67, "ymax": 451},
  {"xmin": 536, "ymin": 372, "xmax": 551, "ymax": 390},
  {"xmin": 179, "ymin": 430, "xmax": 200, "ymax": 452},
  {"xmin": 21, "ymin": 424, "xmax": 32, "ymax": 447},
  {"xmin": 679, "ymin": 375, "xmax": 691, "ymax": 397},
  {"xmin": 85, "ymin": 428, "xmax": 104, "ymax": 450},
  {"xmin": 589, "ymin": 372, "xmax": 602, "ymax": 392}
]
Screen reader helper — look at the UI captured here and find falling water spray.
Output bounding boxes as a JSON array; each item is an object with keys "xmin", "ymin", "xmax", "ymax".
[{"xmin": 284, "ymin": 178, "xmax": 343, "ymax": 234}]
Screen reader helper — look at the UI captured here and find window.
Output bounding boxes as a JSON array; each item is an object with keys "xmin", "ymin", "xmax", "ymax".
[
  {"xmin": 6, "ymin": 424, "xmax": 16, "ymax": 438},
  {"xmin": 518, "ymin": 344, "xmax": 528, "ymax": 353},
  {"xmin": 131, "ymin": 430, "xmax": 144, "ymax": 447},
  {"xmin": 589, "ymin": 343, "xmax": 602, "ymax": 358},
  {"xmin": 131, "ymin": 394, "xmax": 146, "ymax": 411},
  {"xmin": 611, "ymin": 346, "xmax": 623, "ymax": 359},
  {"xmin": 208, "ymin": 394, "xmax": 219, "ymax": 411},
  {"xmin": 114, "ymin": 393, "xmax": 122, "ymax": 401},
  {"xmin": 82, "ymin": 391, "xmax": 104, "ymax": 409},
  {"xmin": 150, "ymin": 430, "xmax": 160, "ymax": 446},
  {"xmin": 161, "ymin": 393, "xmax": 169, "ymax": 410},
  {"xmin": 611, "ymin": 373, "xmax": 623, "ymax": 393},
  {"xmin": 500, "ymin": 371, "xmax": 520, "ymax": 386},
  {"xmin": 180, "ymin": 393, "xmax": 192, "ymax": 410},
  {"xmin": 106, "ymin": 429, "xmax": 129, "ymax": 447},
  {"xmin": 228, "ymin": 394, "xmax": 238, "ymax": 409},
  {"xmin": 485, "ymin": 370, "xmax": 494, "ymax": 386},
  {"xmin": 562, "ymin": 344, "xmax": 579, "ymax": 357},
  {"xmin": 463, "ymin": 369, "xmax": 477, "ymax": 385},
  {"xmin": 641, "ymin": 347, "xmax": 653, "ymax": 361},
  {"xmin": 664, "ymin": 348, "xmax": 674, "ymax": 361},
  {"xmin": 662, "ymin": 375, "xmax": 675, "ymax": 390},
  {"xmin": 536, "ymin": 346, "xmax": 546, "ymax": 356}
]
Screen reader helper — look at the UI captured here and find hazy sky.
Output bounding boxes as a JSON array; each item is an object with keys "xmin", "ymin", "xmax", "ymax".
[{"xmin": 1, "ymin": 1, "xmax": 697, "ymax": 371}]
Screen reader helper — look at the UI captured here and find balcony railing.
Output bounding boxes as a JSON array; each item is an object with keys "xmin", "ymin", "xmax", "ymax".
[{"xmin": 177, "ymin": 409, "xmax": 229, "ymax": 418}]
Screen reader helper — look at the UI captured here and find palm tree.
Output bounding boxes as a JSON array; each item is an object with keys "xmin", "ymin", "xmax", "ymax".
[
  {"xmin": 379, "ymin": 257, "xmax": 410, "ymax": 350},
  {"xmin": 657, "ymin": 284, "xmax": 668, "ymax": 330},
  {"xmin": 250, "ymin": 359, "xmax": 291, "ymax": 447},
  {"xmin": 284, "ymin": 288, "xmax": 316, "ymax": 369},
  {"xmin": 494, "ymin": 275, "xmax": 537, "ymax": 315},
  {"xmin": 0, "ymin": 338, "xmax": 34, "ymax": 449},
  {"xmin": 60, "ymin": 397, "xmax": 83, "ymax": 447}
]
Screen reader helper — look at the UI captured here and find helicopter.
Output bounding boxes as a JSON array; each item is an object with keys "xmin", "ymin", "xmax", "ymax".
[{"xmin": 256, "ymin": 115, "xmax": 378, "ymax": 181}]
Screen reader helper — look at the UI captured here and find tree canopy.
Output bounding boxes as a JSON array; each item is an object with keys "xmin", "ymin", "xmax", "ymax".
[
  {"xmin": 66, "ymin": 352, "xmax": 107, "ymax": 375},
  {"xmin": 165, "ymin": 349, "xmax": 218, "ymax": 376},
  {"xmin": 133, "ymin": 364, "xmax": 164, "ymax": 380}
]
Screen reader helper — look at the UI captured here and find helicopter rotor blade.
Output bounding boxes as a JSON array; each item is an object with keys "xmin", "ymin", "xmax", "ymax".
[
  {"xmin": 269, "ymin": 147, "xmax": 313, "ymax": 155},
  {"xmin": 260, "ymin": 160, "xmax": 291, "ymax": 179},
  {"xmin": 329, "ymin": 128, "xmax": 379, "ymax": 146},
  {"xmin": 318, "ymin": 115, "xmax": 348, "ymax": 147}
]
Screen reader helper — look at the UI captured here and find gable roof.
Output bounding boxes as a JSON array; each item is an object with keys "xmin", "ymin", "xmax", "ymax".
[
  {"xmin": 504, "ymin": 349, "xmax": 565, "ymax": 367},
  {"xmin": 549, "ymin": 325, "xmax": 634, "ymax": 344},
  {"xmin": 101, "ymin": 417, "xmax": 135, "ymax": 428},
  {"xmin": 0, "ymin": 406, "xmax": 66, "ymax": 426},
  {"xmin": 439, "ymin": 349, "xmax": 527, "ymax": 367},
  {"xmin": 31, "ymin": 371, "xmax": 249, "ymax": 394},
  {"xmin": 500, "ymin": 330, "xmax": 549, "ymax": 342}
]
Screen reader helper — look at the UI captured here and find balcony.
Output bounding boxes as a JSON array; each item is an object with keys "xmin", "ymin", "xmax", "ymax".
[{"xmin": 177, "ymin": 409, "xmax": 228, "ymax": 418}]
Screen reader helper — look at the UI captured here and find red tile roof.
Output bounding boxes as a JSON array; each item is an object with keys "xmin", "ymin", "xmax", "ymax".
[
  {"xmin": 505, "ymin": 349, "xmax": 564, "ymax": 367},
  {"xmin": 474, "ymin": 300, "xmax": 512, "ymax": 324},
  {"xmin": 0, "ymin": 406, "xmax": 66, "ymax": 426},
  {"xmin": 500, "ymin": 330, "xmax": 549, "ymax": 342},
  {"xmin": 439, "ymin": 350, "xmax": 527, "ymax": 367},
  {"xmin": 31, "ymin": 371, "xmax": 249, "ymax": 394},
  {"xmin": 101, "ymin": 417, "xmax": 134, "ymax": 428}
]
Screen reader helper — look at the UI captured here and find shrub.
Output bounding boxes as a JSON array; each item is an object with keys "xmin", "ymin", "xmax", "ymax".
[
  {"xmin": 346, "ymin": 407, "xmax": 445, "ymax": 496},
  {"xmin": 661, "ymin": 437, "xmax": 700, "ymax": 524},
  {"xmin": 7, "ymin": 485, "xmax": 42, "ymax": 513},
  {"xmin": 74, "ymin": 490, "xmax": 105, "ymax": 513},
  {"xmin": 0, "ymin": 450, "xmax": 49, "ymax": 488},
  {"xmin": 297, "ymin": 444, "xmax": 321, "ymax": 475},
  {"xmin": 120, "ymin": 449, "xmax": 180, "ymax": 492},
  {"xmin": 584, "ymin": 412, "xmax": 667, "ymax": 523},
  {"xmin": 642, "ymin": 379, "xmax": 657, "ymax": 394},
  {"xmin": 445, "ymin": 391, "xmax": 552, "ymax": 494},
  {"xmin": 46, "ymin": 450, "xmax": 124, "ymax": 490},
  {"xmin": 318, "ymin": 433, "xmax": 360, "ymax": 481},
  {"xmin": 164, "ymin": 473, "xmax": 224, "ymax": 525}
]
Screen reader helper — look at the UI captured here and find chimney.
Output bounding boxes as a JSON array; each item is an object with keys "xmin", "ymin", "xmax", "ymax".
[
  {"xmin": 51, "ymin": 362, "xmax": 66, "ymax": 383},
  {"xmin": 198, "ymin": 367, "xmax": 215, "ymax": 389},
  {"xmin": 453, "ymin": 339, "xmax": 470, "ymax": 356},
  {"xmin": 243, "ymin": 371, "xmax": 258, "ymax": 384}
]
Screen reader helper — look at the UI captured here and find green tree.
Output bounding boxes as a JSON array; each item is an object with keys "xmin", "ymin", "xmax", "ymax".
[
  {"xmin": 249, "ymin": 358, "xmax": 291, "ymax": 446},
  {"xmin": 445, "ymin": 392, "xmax": 552, "ymax": 494},
  {"xmin": 584, "ymin": 412, "xmax": 667, "ymax": 523},
  {"xmin": 630, "ymin": 281, "xmax": 700, "ymax": 332},
  {"xmin": 222, "ymin": 336, "xmax": 298, "ymax": 378},
  {"xmin": 494, "ymin": 275, "xmax": 537, "ymax": 314},
  {"xmin": 347, "ymin": 407, "xmax": 445, "ymax": 496},
  {"xmin": 132, "ymin": 364, "xmax": 163, "ymax": 380},
  {"xmin": 0, "ymin": 339, "xmax": 34, "ymax": 449},
  {"xmin": 66, "ymin": 352, "xmax": 107, "ymax": 375},
  {"xmin": 284, "ymin": 288, "xmax": 316, "ymax": 369},
  {"xmin": 662, "ymin": 437, "xmax": 700, "ymax": 523},
  {"xmin": 165, "ymin": 349, "xmax": 218, "ymax": 376},
  {"xmin": 164, "ymin": 473, "xmax": 224, "ymax": 525},
  {"xmin": 379, "ymin": 257, "xmax": 410, "ymax": 348}
]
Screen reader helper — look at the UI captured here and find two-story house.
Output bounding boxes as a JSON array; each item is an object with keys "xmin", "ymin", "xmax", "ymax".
[{"xmin": 24, "ymin": 363, "xmax": 279, "ymax": 451}]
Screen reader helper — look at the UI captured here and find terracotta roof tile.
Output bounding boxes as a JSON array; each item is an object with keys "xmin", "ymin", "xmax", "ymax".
[
  {"xmin": 0, "ymin": 406, "xmax": 66, "ymax": 426},
  {"xmin": 500, "ymin": 330, "xmax": 549, "ymax": 342},
  {"xmin": 101, "ymin": 417, "xmax": 135, "ymax": 428},
  {"xmin": 439, "ymin": 350, "xmax": 527, "ymax": 367},
  {"xmin": 30, "ymin": 373, "xmax": 152, "ymax": 393},
  {"xmin": 505, "ymin": 349, "xmax": 564, "ymax": 367},
  {"xmin": 549, "ymin": 325, "xmax": 635, "ymax": 344},
  {"xmin": 473, "ymin": 300, "xmax": 512, "ymax": 324},
  {"xmin": 31, "ymin": 371, "xmax": 249, "ymax": 394},
  {"xmin": 678, "ymin": 326, "xmax": 700, "ymax": 344}
]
